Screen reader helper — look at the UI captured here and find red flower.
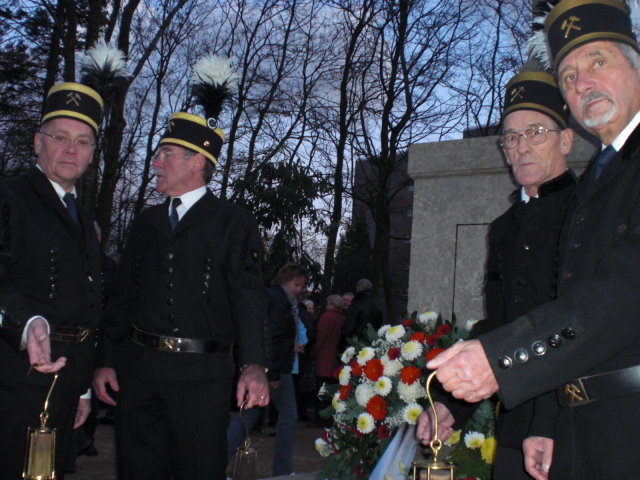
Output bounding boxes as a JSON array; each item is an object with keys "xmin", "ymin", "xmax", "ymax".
[
  {"xmin": 333, "ymin": 365, "xmax": 344, "ymax": 379},
  {"xmin": 387, "ymin": 347, "xmax": 401, "ymax": 360},
  {"xmin": 377, "ymin": 424, "xmax": 391, "ymax": 439},
  {"xmin": 364, "ymin": 358, "xmax": 384, "ymax": 381},
  {"xmin": 426, "ymin": 334, "xmax": 440, "ymax": 346},
  {"xmin": 349, "ymin": 359, "xmax": 363, "ymax": 377},
  {"xmin": 339, "ymin": 384, "xmax": 352, "ymax": 400},
  {"xmin": 399, "ymin": 365, "xmax": 421, "ymax": 385},
  {"xmin": 353, "ymin": 466, "xmax": 366, "ymax": 478},
  {"xmin": 426, "ymin": 347, "xmax": 445, "ymax": 362},
  {"xmin": 366, "ymin": 395, "xmax": 388, "ymax": 421},
  {"xmin": 437, "ymin": 324, "xmax": 451, "ymax": 336},
  {"xmin": 402, "ymin": 317, "xmax": 413, "ymax": 327},
  {"xmin": 409, "ymin": 331, "xmax": 427, "ymax": 343}
]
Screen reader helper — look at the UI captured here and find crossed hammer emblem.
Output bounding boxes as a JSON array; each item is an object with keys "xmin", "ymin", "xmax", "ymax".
[
  {"xmin": 510, "ymin": 86, "xmax": 525, "ymax": 103},
  {"xmin": 561, "ymin": 16, "xmax": 582, "ymax": 39},
  {"xmin": 563, "ymin": 383, "xmax": 584, "ymax": 403},
  {"xmin": 66, "ymin": 92, "xmax": 82, "ymax": 107}
]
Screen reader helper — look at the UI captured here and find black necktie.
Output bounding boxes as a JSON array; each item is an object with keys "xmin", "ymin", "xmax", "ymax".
[
  {"xmin": 169, "ymin": 197, "xmax": 181, "ymax": 230},
  {"xmin": 593, "ymin": 145, "xmax": 616, "ymax": 181},
  {"xmin": 63, "ymin": 192, "xmax": 80, "ymax": 227}
]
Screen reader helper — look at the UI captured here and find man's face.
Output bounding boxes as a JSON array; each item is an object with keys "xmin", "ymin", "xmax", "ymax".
[
  {"xmin": 153, "ymin": 144, "xmax": 201, "ymax": 196},
  {"xmin": 502, "ymin": 110, "xmax": 572, "ymax": 196},
  {"xmin": 342, "ymin": 294, "xmax": 353, "ymax": 310},
  {"xmin": 283, "ymin": 276, "xmax": 307, "ymax": 297},
  {"xmin": 34, "ymin": 118, "xmax": 95, "ymax": 192},
  {"xmin": 558, "ymin": 40, "xmax": 640, "ymax": 144}
]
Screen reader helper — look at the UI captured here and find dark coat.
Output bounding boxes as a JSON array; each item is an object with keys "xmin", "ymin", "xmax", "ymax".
[
  {"xmin": 473, "ymin": 171, "xmax": 575, "ymax": 453},
  {"xmin": 266, "ymin": 285, "xmax": 296, "ymax": 380},
  {"xmin": 0, "ymin": 167, "xmax": 102, "ymax": 389},
  {"xmin": 342, "ymin": 290, "xmax": 383, "ymax": 340},
  {"xmin": 479, "ymin": 124, "xmax": 640, "ymax": 478},
  {"xmin": 0, "ymin": 167, "xmax": 102, "ymax": 478},
  {"xmin": 99, "ymin": 190, "xmax": 268, "ymax": 382}
]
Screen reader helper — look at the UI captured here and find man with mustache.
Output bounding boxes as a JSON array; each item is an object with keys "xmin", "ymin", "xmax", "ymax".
[
  {"xmin": 427, "ymin": 1, "xmax": 640, "ymax": 478},
  {"xmin": 93, "ymin": 56, "xmax": 269, "ymax": 480}
]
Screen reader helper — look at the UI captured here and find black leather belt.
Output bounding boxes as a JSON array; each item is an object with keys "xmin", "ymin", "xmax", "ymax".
[
  {"xmin": 50, "ymin": 326, "xmax": 93, "ymax": 343},
  {"xmin": 558, "ymin": 364, "xmax": 640, "ymax": 407},
  {"xmin": 130, "ymin": 325, "xmax": 232, "ymax": 354}
]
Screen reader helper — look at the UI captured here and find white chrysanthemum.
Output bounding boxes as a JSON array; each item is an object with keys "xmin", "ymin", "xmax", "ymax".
[
  {"xmin": 418, "ymin": 311, "xmax": 438, "ymax": 327},
  {"xmin": 318, "ymin": 382, "xmax": 328, "ymax": 397},
  {"xmin": 338, "ymin": 366, "xmax": 351, "ymax": 386},
  {"xmin": 402, "ymin": 403, "xmax": 423, "ymax": 424},
  {"xmin": 465, "ymin": 319, "xmax": 479, "ymax": 331},
  {"xmin": 357, "ymin": 347, "xmax": 375, "ymax": 365},
  {"xmin": 355, "ymin": 383, "xmax": 375, "ymax": 407},
  {"xmin": 356, "ymin": 412, "xmax": 376, "ymax": 434},
  {"xmin": 397, "ymin": 381, "xmax": 423, "ymax": 403},
  {"xmin": 381, "ymin": 357, "xmax": 403, "ymax": 377},
  {"xmin": 331, "ymin": 393, "xmax": 346, "ymax": 413},
  {"xmin": 464, "ymin": 431, "xmax": 486, "ymax": 449},
  {"xmin": 374, "ymin": 376, "xmax": 392, "ymax": 396},
  {"xmin": 341, "ymin": 346, "xmax": 355, "ymax": 364},
  {"xmin": 401, "ymin": 340, "xmax": 423, "ymax": 361},
  {"xmin": 385, "ymin": 325, "xmax": 406, "ymax": 342},
  {"xmin": 377, "ymin": 324, "xmax": 391, "ymax": 337},
  {"xmin": 315, "ymin": 438, "xmax": 332, "ymax": 457}
]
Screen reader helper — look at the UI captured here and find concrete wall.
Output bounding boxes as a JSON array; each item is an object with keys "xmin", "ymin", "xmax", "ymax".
[{"xmin": 407, "ymin": 134, "xmax": 596, "ymax": 324}]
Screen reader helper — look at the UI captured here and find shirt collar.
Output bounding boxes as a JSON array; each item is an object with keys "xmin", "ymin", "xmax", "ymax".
[
  {"xmin": 35, "ymin": 164, "xmax": 77, "ymax": 204},
  {"xmin": 169, "ymin": 186, "xmax": 207, "ymax": 218},
  {"xmin": 610, "ymin": 110, "xmax": 640, "ymax": 152}
]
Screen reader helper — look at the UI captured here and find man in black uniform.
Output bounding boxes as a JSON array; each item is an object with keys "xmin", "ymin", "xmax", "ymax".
[
  {"xmin": 417, "ymin": 71, "xmax": 575, "ymax": 480},
  {"xmin": 0, "ymin": 81, "xmax": 104, "ymax": 479},
  {"xmin": 93, "ymin": 56, "xmax": 269, "ymax": 480},
  {"xmin": 428, "ymin": 2, "xmax": 640, "ymax": 478}
]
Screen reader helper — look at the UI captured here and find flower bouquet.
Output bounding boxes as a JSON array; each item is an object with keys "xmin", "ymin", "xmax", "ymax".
[{"xmin": 314, "ymin": 311, "xmax": 460, "ymax": 479}]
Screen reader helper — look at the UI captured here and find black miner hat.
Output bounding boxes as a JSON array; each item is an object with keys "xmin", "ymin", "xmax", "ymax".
[{"xmin": 503, "ymin": 71, "xmax": 569, "ymax": 128}]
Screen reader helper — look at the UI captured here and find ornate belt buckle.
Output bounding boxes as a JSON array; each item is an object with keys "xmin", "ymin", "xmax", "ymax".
[
  {"xmin": 563, "ymin": 378, "xmax": 592, "ymax": 406},
  {"xmin": 78, "ymin": 328, "xmax": 89, "ymax": 343},
  {"xmin": 161, "ymin": 337, "xmax": 177, "ymax": 352}
]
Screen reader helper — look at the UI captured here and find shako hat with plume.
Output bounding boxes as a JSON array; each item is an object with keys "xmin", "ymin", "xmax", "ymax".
[{"xmin": 159, "ymin": 55, "xmax": 239, "ymax": 166}]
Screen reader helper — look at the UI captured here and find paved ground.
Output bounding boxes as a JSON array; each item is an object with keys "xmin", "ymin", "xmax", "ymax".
[{"xmin": 67, "ymin": 415, "xmax": 327, "ymax": 480}]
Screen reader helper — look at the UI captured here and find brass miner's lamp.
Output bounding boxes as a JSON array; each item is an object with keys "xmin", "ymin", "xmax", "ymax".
[
  {"xmin": 23, "ymin": 373, "xmax": 59, "ymax": 480},
  {"xmin": 231, "ymin": 401, "xmax": 258, "ymax": 480},
  {"xmin": 412, "ymin": 371, "xmax": 455, "ymax": 480}
]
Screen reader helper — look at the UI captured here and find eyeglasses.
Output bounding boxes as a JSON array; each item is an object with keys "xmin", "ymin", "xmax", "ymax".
[
  {"xmin": 39, "ymin": 130, "xmax": 95, "ymax": 149},
  {"xmin": 156, "ymin": 150, "xmax": 188, "ymax": 161},
  {"xmin": 500, "ymin": 126, "xmax": 562, "ymax": 150}
]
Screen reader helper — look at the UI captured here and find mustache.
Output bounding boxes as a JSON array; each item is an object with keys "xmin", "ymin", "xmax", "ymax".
[
  {"xmin": 154, "ymin": 168, "xmax": 164, "ymax": 176},
  {"xmin": 580, "ymin": 91, "xmax": 611, "ymax": 112}
]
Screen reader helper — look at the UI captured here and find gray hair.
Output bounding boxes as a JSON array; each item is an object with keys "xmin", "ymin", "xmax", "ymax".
[
  {"xmin": 617, "ymin": 43, "xmax": 640, "ymax": 68},
  {"xmin": 326, "ymin": 294, "xmax": 343, "ymax": 309},
  {"xmin": 356, "ymin": 278, "xmax": 372, "ymax": 293}
]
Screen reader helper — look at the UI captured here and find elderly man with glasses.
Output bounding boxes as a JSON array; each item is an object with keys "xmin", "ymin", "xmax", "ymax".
[{"xmin": 417, "ymin": 71, "xmax": 575, "ymax": 480}]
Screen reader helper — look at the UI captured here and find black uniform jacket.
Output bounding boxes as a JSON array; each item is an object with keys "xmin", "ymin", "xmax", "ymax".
[
  {"xmin": 266, "ymin": 285, "xmax": 295, "ymax": 381},
  {"xmin": 480, "ymin": 123, "xmax": 640, "ymax": 407},
  {"xmin": 472, "ymin": 170, "xmax": 575, "ymax": 449},
  {"xmin": 98, "ymin": 190, "xmax": 268, "ymax": 382},
  {"xmin": 0, "ymin": 167, "xmax": 102, "ymax": 390}
]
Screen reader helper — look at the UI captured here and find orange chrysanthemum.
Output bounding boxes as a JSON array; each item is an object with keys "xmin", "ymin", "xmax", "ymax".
[
  {"xmin": 409, "ymin": 331, "xmax": 427, "ymax": 343},
  {"xmin": 364, "ymin": 358, "xmax": 384, "ymax": 382},
  {"xmin": 350, "ymin": 359, "xmax": 363, "ymax": 377},
  {"xmin": 366, "ymin": 395, "xmax": 388, "ymax": 421},
  {"xmin": 339, "ymin": 384, "xmax": 352, "ymax": 400},
  {"xmin": 426, "ymin": 347, "xmax": 445, "ymax": 362},
  {"xmin": 399, "ymin": 365, "xmax": 421, "ymax": 385}
]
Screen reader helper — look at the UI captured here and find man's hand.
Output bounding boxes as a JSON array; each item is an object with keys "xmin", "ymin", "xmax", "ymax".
[
  {"xmin": 26, "ymin": 318, "xmax": 66, "ymax": 374},
  {"xmin": 236, "ymin": 364, "xmax": 269, "ymax": 408},
  {"xmin": 426, "ymin": 340, "xmax": 498, "ymax": 402},
  {"xmin": 93, "ymin": 367, "xmax": 119, "ymax": 406},
  {"xmin": 416, "ymin": 402, "xmax": 454, "ymax": 444},
  {"xmin": 74, "ymin": 397, "xmax": 91, "ymax": 429},
  {"xmin": 523, "ymin": 436, "xmax": 554, "ymax": 480}
]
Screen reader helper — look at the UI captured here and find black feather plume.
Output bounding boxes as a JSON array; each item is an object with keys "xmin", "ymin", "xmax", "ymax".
[
  {"xmin": 80, "ymin": 39, "xmax": 130, "ymax": 106},
  {"xmin": 190, "ymin": 55, "xmax": 239, "ymax": 125}
]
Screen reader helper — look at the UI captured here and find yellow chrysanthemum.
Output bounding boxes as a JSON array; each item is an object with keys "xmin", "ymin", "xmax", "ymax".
[
  {"xmin": 357, "ymin": 347, "xmax": 375, "ymax": 365},
  {"xmin": 338, "ymin": 366, "xmax": 351, "ymax": 386},
  {"xmin": 385, "ymin": 325, "xmax": 406, "ymax": 341},
  {"xmin": 401, "ymin": 340, "xmax": 423, "ymax": 361},
  {"xmin": 402, "ymin": 402, "xmax": 423, "ymax": 424},
  {"xmin": 314, "ymin": 438, "xmax": 332, "ymax": 457},
  {"xmin": 331, "ymin": 393, "xmax": 346, "ymax": 413},
  {"xmin": 445, "ymin": 430, "xmax": 461, "ymax": 445},
  {"xmin": 375, "ymin": 376, "xmax": 392, "ymax": 396},
  {"xmin": 481, "ymin": 436, "xmax": 497, "ymax": 464}
]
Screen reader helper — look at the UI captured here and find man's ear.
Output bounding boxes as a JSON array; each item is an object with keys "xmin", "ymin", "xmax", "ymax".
[
  {"xmin": 560, "ymin": 128, "xmax": 574, "ymax": 156},
  {"xmin": 34, "ymin": 132, "xmax": 42, "ymax": 155}
]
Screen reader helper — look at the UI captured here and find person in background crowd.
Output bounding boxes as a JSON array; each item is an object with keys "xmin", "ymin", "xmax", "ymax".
[
  {"xmin": 311, "ymin": 294, "xmax": 345, "ymax": 427},
  {"xmin": 295, "ymin": 295, "xmax": 316, "ymax": 422},
  {"xmin": 342, "ymin": 278, "xmax": 383, "ymax": 340},
  {"xmin": 341, "ymin": 291, "xmax": 354, "ymax": 311}
]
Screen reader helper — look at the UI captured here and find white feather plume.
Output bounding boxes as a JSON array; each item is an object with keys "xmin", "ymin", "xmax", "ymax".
[
  {"xmin": 628, "ymin": 0, "xmax": 640, "ymax": 40},
  {"xmin": 191, "ymin": 54, "xmax": 239, "ymax": 92},
  {"xmin": 81, "ymin": 38, "xmax": 130, "ymax": 81}
]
